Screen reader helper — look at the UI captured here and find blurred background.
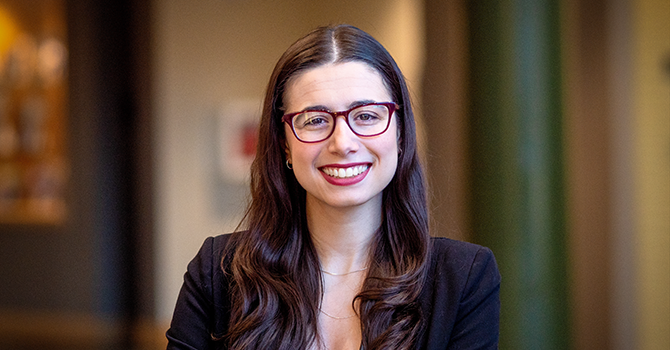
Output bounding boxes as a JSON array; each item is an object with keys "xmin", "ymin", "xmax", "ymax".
[{"xmin": 0, "ymin": 0, "xmax": 667, "ymax": 349}]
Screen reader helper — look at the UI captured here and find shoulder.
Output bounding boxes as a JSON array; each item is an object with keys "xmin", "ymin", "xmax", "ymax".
[
  {"xmin": 427, "ymin": 237, "xmax": 500, "ymax": 287},
  {"xmin": 202, "ymin": 233, "xmax": 234, "ymax": 256},
  {"xmin": 191, "ymin": 233, "xmax": 237, "ymax": 268},
  {"xmin": 167, "ymin": 233, "xmax": 239, "ymax": 349},
  {"xmin": 418, "ymin": 238, "xmax": 501, "ymax": 348},
  {"xmin": 183, "ymin": 234, "xmax": 231, "ymax": 280},
  {"xmin": 422, "ymin": 239, "xmax": 500, "ymax": 315},
  {"xmin": 429, "ymin": 236, "xmax": 486, "ymax": 256},
  {"xmin": 180, "ymin": 232, "xmax": 242, "ymax": 315},
  {"xmin": 182, "ymin": 233, "xmax": 236, "ymax": 295},
  {"xmin": 429, "ymin": 237, "xmax": 497, "ymax": 270}
]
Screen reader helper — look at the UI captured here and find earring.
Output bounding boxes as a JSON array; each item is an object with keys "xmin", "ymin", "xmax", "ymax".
[{"xmin": 286, "ymin": 159, "xmax": 293, "ymax": 169}]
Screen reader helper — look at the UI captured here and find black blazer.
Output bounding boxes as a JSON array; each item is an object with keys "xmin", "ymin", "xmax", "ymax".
[{"xmin": 166, "ymin": 234, "xmax": 500, "ymax": 349}]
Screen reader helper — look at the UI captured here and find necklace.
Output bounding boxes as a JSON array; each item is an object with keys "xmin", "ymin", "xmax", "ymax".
[
  {"xmin": 320, "ymin": 266, "xmax": 368, "ymax": 276},
  {"xmin": 319, "ymin": 308, "xmax": 357, "ymax": 320}
]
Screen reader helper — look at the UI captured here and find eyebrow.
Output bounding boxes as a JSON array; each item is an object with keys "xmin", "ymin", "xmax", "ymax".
[{"xmin": 298, "ymin": 100, "xmax": 378, "ymax": 113}]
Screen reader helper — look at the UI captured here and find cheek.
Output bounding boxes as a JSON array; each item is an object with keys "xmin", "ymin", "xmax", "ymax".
[
  {"xmin": 390, "ymin": 121, "xmax": 401, "ymax": 152},
  {"xmin": 376, "ymin": 132, "xmax": 400, "ymax": 168},
  {"xmin": 285, "ymin": 137, "xmax": 320, "ymax": 169},
  {"xmin": 376, "ymin": 141, "xmax": 399, "ymax": 189}
]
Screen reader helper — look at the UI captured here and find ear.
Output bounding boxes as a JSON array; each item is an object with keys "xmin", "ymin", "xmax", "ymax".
[{"xmin": 284, "ymin": 140, "xmax": 291, "ymax": 162}]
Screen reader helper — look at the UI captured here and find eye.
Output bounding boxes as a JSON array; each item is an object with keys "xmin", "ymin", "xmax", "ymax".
[
  {"xmin": 351, "ymin": 108, "xmax": 384, "ymax": 125},
  {"xmin": 304, "ymin": 115, "xmax": 328, "ymax": 125},
  {"xmin": 295, "ymin": 112, "xmax": 332, "ymax": 130},
  {"xmin": 355, "ymin": 112, "xmax": 380, "ymax": 121}
]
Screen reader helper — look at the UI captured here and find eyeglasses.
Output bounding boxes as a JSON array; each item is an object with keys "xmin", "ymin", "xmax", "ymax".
[{"xmin": 282, "ymin": 102, "xmax": 399, "ymax": 143}]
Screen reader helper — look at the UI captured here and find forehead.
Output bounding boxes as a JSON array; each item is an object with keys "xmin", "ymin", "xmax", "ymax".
[{"xmin": 283, "ymin": 61, "xmax": 392, "ymax": 111}]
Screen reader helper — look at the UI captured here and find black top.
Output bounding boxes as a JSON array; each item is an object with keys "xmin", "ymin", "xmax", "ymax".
[{"xmin": 166, "ymin": 234, "xmax": 500, "ymax": 349}]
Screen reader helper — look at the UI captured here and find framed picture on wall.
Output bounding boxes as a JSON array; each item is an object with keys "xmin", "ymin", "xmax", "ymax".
[{"xmin": 218, "ymin": 99, "xmax": 261, "ymax": 184}]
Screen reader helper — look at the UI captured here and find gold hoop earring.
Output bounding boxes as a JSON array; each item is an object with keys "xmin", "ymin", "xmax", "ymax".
[{"xmin": 286, "ymin": 159, "xmax": 293, "ymax": 169}]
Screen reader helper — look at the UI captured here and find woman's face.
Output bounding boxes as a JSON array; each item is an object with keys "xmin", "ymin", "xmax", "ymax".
[{"xmin": 283, "ymin": 61, "xmax": 399, "ymax": 211}]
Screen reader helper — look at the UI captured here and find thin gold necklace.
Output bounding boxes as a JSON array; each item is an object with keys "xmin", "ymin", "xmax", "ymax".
[
  {"xmin": 319, "ymin": 266, "xmax": 367, "ymax": 319},
  {"xmin": 320, "ymin": 266, "xmax": 368, "ymax": 276},
  {"xmin": 319, "ymin": 308, "xmax": 357, "ymax": 319}
]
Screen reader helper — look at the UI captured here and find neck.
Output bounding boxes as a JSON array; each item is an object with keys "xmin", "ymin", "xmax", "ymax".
[{"xmin": 306, "ymin": 196, "xmax": 381, "ymax": 274}]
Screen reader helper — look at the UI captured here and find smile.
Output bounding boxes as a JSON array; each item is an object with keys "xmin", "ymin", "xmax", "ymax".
[{"xmin": 321, "ymin": 165, "xmax": 369, "ymax": 179}]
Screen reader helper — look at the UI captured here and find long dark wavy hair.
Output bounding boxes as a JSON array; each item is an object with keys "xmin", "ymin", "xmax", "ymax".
[{"xmin": 225, "ymin": 24, "xmax": 430, "ymax": 350}]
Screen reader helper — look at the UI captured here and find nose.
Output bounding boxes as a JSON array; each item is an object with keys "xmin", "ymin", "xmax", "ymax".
[{"xmin": 327, "ymin": 115, "xmax": 359, "ymax": 155}]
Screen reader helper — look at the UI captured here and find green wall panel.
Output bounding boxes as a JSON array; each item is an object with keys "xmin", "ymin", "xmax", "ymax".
[{"xmin": 468, "ymin": 0, "xmax": 570, "ymax": 348}]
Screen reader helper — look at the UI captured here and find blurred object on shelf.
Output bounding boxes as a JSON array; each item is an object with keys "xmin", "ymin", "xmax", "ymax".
[{"xmin": 0, "ymin": 0, "xmax": 68, "ymax": 225}]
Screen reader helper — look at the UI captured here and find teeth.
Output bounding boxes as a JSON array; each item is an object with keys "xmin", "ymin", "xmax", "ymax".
[{"xmin": 323, "ymin": 165, "xmax": 368, "ymax": 178}]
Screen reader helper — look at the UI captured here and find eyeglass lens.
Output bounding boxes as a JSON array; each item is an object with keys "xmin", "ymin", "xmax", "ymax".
[{"xmin": 291, "ymin": 104, "xmax": 391, "ymax": 142}]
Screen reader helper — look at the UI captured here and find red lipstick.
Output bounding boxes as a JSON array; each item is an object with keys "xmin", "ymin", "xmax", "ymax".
[{"xmin": 319, "ymin": 163, "xmax": 370, "ymax": 186}]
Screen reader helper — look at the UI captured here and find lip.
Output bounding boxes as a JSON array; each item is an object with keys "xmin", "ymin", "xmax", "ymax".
[{"xmin": 319, "ymin": 162, "xmax": 371, "ymax": 186}]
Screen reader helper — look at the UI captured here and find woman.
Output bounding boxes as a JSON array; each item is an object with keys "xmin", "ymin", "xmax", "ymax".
[{"xmin": 167, "ymin": 24, "xmax": 500, "ymax": 350}]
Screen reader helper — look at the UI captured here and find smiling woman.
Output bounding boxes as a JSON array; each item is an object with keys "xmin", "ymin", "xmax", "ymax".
[
  {"xmin": 166, "ymin": 24, "xmax": 501, "ymax": 350},
  {"xmin": 283, "ymin": 61, "xmax": 399, "ymax": 212}
]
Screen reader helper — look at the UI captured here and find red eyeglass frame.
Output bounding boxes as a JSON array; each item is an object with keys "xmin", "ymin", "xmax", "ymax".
[{"xmin": 281, "ymin": 102, "xmax": 399, "ymax": 143}]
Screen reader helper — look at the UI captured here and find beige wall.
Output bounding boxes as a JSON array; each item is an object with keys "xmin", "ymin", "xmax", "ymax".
[
  {"xmin": 632, "ymin": 0, "xmax": 670, "ymax": 348},
  {"xmin": 151, "ymin": 0, "xmax": 424, "ymax": 322}
]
